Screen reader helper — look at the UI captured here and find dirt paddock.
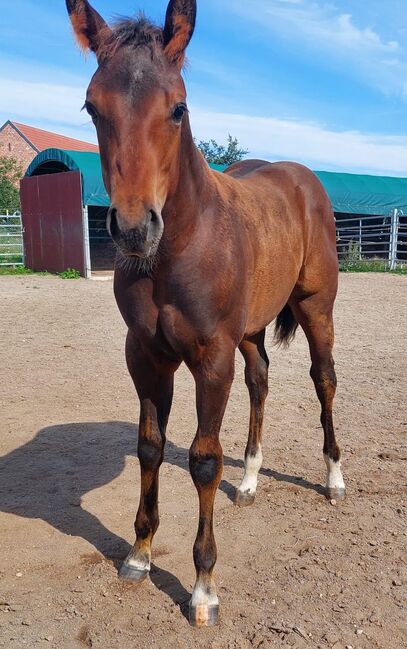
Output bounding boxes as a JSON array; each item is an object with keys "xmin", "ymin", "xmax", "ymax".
[{"xmin": 0, "ymin": 273, "xmax": 406, "ymax": 648}]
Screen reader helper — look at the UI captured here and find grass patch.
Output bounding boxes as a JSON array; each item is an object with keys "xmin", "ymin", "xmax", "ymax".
[
  {"xmin": 0, "ymin": 266, "xmax": 82, "ymax": 278},
  {"xmin": 0, "ymin": 266, "xmax": 34, "ymax": 276},
  {"xmin": 340, "ymin": 261, "xmax": 407, "ymax": 274},
  {"xmin": 0, "ymin": 267, "xmax": 52, "ymax": 277},
  {"xmin": 339, "ymin": 242, "xmax": 406, "ymax": 274},
  {"xmin": 57, "ymin": 268, "xmax": 81, "ymax": 279}
]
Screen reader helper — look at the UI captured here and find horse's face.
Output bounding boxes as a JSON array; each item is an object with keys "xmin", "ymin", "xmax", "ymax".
[
  {"xmin": 86, "ymin": 47, "xmax": 188, "ymax": 259},
  {"xmin": 66, "ymin": 0, "xmax": 196, "ymax": 259}
]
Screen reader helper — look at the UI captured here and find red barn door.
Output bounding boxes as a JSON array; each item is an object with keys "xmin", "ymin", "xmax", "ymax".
[{"xmin": 20, "ymin": 171, "xmax": 88, "ymax": 277}]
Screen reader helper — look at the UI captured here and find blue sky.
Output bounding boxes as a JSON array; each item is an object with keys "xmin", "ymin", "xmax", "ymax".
[{"xmin": 1, "ymin": 0, "xmax": 407, "ymax": 175}]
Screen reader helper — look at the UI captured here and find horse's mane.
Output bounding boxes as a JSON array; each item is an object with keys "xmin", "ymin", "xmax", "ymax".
[{"xmin": 99, "ymin": 14, "xmax": 164, "ymax": 61}]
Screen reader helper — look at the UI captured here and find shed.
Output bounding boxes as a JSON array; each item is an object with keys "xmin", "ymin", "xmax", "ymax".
[{"xmin": 21, "ymin": 148, "xmax": 111, "ymax": 277}]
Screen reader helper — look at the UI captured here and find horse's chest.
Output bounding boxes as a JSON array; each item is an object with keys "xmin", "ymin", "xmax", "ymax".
[{"xmin": 157, "ymin": 303, "xmax": 215, "ymax": 363}]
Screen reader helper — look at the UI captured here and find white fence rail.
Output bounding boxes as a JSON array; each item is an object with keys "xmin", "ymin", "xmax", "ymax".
[
  {"xmin": 336, "ymin": 209, "xmax": 405, "ymax": 270},
  {"xmin": 0, "ymin": 211, "xmax": 24, "ymax": 266}
]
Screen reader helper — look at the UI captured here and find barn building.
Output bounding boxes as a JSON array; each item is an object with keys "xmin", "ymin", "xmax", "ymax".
[
  {"xmin": 20, "ymin": 148, "xmax": 111, "ymax": 278},
  {"xmin": 0, "ymin": 120, "xmax": 98, "ymax": 175}
]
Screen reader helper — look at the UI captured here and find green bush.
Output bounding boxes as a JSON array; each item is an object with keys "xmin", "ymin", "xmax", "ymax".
[
  {"xmin": 340, "ymin": 241, "xmax": 362, "ymax": 272},
  {"xmin": 58, "ymin": 268, "xmax": 81, "ymax": 279},
  {"xmin": 0, "ymin": 154, "xmax": 22, "ymax": 211}
]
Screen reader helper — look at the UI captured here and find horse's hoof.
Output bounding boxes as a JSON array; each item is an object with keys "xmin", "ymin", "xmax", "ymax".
[
  {"xmin": 234, "ymin": 490, "xmax": 256, "ymax": 507},
  {"xmin": 326, "ymin": 487, "xmax": 346, "ymax": 501},
  {"xmin": 119, "ymin": 562, "xmax": 149, "ymax": 583},
  {"xmin": 189, "ymin": 602, "xmax": 219, "ymax": 627}
]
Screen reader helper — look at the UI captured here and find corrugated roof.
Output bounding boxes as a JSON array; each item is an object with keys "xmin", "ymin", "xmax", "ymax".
[{"xmin": 11, "ymin": 121, "xmax": 99, "ymax": 153}]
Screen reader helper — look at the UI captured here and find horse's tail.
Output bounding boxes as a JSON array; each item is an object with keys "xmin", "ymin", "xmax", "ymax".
[{"xmin": 274, "ymin": 304, "xmax": 298, "ymax": 347}]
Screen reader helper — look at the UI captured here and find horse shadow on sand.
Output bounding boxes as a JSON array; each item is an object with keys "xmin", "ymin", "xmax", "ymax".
[{"xmin": 0, "ymin": 420, "xmax": 324, "ymax": 612}]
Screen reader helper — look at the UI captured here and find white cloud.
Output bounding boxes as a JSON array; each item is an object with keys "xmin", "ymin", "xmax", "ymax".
[
  {"xmin": 225, "ymin": 0, "xmax": 407, "ymax": 97},
  {"xmin": 1, "ymin": 59, "xmax": 406, "ymax": 177},
  {"xmin": 0, "ymin": 57, "xmax": 97, "ymax": 144},
  {"xmin": 2, "ymin": 79, "xmax": 85, "ymax": 125},
  {"xmin": 190, "ymin": 107, "xmax": 407, "ymax": 176}
]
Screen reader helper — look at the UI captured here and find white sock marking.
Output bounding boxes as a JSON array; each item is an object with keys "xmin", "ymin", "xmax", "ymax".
[
  {"xmin": 126, "ymin": 555, "xmax": 150, "ymax": 571},
  {"xmin": 324, "ymin": 453, "xmax": 345, "ymax": 490},
  {"xmin": 191, "ymin": 581, "xmax": 219, "ymax": 607},
  {"xmin": 238, "ymin": 446, "xmax": 263, "ymax": 495}
]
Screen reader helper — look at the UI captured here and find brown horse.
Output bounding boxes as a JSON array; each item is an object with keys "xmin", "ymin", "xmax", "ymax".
[{"xmin": 66, "ymin": 0, "xmax": 345, "ymax": 627}]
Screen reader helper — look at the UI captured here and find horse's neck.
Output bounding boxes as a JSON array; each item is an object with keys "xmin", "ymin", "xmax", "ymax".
[{"xmin": 162, "ymin": 118, "xmax": 217, "ymax": 247}]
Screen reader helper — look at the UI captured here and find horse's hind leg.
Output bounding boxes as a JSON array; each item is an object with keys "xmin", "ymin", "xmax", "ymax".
[
  {"xmin": 290, "ymin": 296, "xmax": 345, "ymax": 500},
  {"xmin": 235, "ymin": 330, "xmax": 269, "ymax": 506},
  {"xmin": 120, "ymin": 331, "xmax": 179, "ymax": 582}
]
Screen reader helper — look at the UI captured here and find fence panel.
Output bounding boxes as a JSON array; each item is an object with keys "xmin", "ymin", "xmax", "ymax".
[
  {"xmin": 336, "ymin": 210, "xmax": 405, "ymax": 269},
  {"xmin": 0, "ymin": 211, "xmax": 24, "ymax": 266}
]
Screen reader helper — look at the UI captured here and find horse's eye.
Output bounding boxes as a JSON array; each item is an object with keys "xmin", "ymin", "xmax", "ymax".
[
  {"xmin": 84, "ymin": 101, "xmax": 98, "ymax": 122},
  {"xmin": 172, "ymin": 103, "xmax": 187, "ymax": 124}
]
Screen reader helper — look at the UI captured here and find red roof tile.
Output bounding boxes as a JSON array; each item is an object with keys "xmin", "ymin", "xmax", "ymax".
[{"xmin": 12, "ymin": 121, "xmax": 99, "ymax": 153}]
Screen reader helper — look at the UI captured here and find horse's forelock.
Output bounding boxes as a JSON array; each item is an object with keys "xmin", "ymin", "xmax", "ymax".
[{"xmin": 98, "ymin": 14, "xmax": 164, "ymax": 61}]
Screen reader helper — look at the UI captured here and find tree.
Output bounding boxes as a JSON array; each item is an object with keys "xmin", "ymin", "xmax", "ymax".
[
  {"xmin": 197, "ymin": 134, "xmax": 248, "ymax": 166},
  {"xmin": 0, "ymin": 154, "xmax": 22, "ymax": 211}
]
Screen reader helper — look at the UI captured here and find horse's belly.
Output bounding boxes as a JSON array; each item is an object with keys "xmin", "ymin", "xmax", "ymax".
[{"xmin": 244, "ymin": 257, "xmax": 300, "ymax": 335}]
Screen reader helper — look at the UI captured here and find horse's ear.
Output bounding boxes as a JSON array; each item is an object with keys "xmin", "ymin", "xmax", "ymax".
[
  {"xmin": 66, "ymin": 0, "xmax": 110, "ymax": 56},
  {"xmin": 163, "ymin": 0, "xmax": 197, "ymax": 68}
]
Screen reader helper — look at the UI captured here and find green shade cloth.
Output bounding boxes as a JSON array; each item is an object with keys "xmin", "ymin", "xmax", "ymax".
[
  {"xmin": 25, "ymin": 149, "xmax": 407, "ymax": 215},
  {"xmin": 214, "ymin": 165, "xmax": 407, "ymax": 215},
  {"xmin": 314, "ymin": 170, "xmax": 407, "ymax": 215}
]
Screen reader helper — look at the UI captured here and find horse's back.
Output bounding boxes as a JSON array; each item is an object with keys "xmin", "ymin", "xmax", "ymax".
[{"xmin": 226, "ymin": 159, "xmax": 329, "ymax": 202}]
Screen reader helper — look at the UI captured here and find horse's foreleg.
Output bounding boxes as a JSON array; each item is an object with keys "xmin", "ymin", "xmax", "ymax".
[
  {"xmin": 188, "ymin": 344, "xmax": 235, "ymax": 627},
  {"xmin": 291, "ymin": 297, "xmax": 345, "ymax": 500},
  {"xmin": 120, "ymin": 332, "xmax": 179, "ymax": 582},
  {"xmin": 235, "ymin": 331, "xmax": 269, "ymax": 506}
]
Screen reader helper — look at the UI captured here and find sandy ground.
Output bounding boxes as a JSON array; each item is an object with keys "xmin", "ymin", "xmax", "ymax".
[{"xmin": 0, "ymin": 273, "xmax": 406, "ymax": 649}]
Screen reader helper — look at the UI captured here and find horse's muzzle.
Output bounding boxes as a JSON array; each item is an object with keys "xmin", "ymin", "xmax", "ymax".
[{"xmin": 107, "ymin": 206, "xmax": 164, "ymax": 257}]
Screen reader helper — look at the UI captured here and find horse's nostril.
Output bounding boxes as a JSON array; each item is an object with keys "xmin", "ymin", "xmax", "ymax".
[
  {"xmin": 149, "ymin": 209, "xmax": 159, "ymax": 225},
  {"xmin": 108, "ymin": 207, "xmax": 120, "ymax": 239},
  {"xmin": 146, "ymin": 209, "xmax": 163, "ymax": 243}
]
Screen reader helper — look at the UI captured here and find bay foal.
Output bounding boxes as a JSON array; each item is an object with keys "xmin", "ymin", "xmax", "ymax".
[{"xmin": 66, "ymin": 0, "xmax": 345, "ymax": 627}]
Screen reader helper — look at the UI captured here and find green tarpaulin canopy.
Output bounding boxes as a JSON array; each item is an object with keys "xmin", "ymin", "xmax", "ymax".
[
  {"xmin": 314, "ymin": 170, "xmax": 407, "ymax": 216},
  {"xmin": 25, "ymin": 148, "xmax": 109, "ymax": 207},
  {"xmin": 25, "ymin": 149, "xmax": 407, "ymax": 215}
]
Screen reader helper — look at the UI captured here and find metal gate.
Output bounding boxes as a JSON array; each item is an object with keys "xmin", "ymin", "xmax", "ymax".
[
  {"xmin": 336, "ymin": 209, "xmax": 405, "ymax": 270},
  {"xmin": 0, "ymin": 211, "xmax": 24, "ymax": 266},
  {"xmin": 20, "ymin": 171, "xmax": 89, "ymax": 277}
]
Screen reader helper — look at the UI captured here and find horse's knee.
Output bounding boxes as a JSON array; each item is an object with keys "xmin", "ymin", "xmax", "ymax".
[
  {"xmin": 189, "ymin": 441, "xmax": 223, "ymax": 488},
  {"xmin": 138, "ymin": 437, "xmax": 164, "ymax": 472}
]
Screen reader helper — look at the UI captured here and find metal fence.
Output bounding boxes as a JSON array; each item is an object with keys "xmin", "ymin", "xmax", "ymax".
[
  {"xmin": 0, "ymin": 207, "xmax": 405, "ymax": 271},
  {"xmin": 0, "ymin": 210, "xmax": 24, "ymax": 266},
  {"xmin": 336, "ymin": 209, "xmax": 406, "ymax": 270}
]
